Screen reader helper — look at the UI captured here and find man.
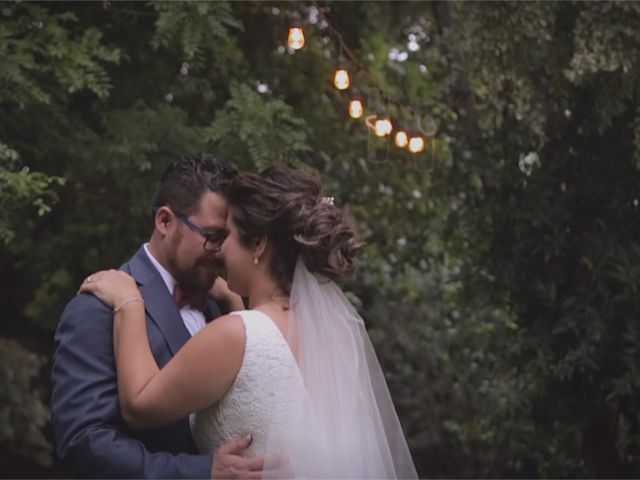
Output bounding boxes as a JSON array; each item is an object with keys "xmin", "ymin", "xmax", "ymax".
[{"xmin": 51, "ymin": 153, "xmax": 261, "ymax": 478}]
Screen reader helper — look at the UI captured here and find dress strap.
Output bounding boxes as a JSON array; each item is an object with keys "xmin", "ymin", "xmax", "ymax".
[{"xmin": 231, "ymin": 309, "xmax": 272, "ymax": 323}]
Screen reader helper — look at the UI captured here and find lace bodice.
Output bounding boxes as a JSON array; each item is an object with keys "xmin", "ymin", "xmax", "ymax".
[{"xmin": 190, "ymin": 309, "xmax": 308, "ymax": 456}]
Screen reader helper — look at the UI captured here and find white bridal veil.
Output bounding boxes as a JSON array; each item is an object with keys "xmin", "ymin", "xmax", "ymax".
[{"xmin": 263, "ymin": 259, "xmax": 417, "ymax": 479}]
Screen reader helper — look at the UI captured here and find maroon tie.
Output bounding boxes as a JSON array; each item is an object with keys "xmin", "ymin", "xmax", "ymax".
[{"xmin": 172, "ymin": 285, "xmax": 208, "ymax": 312}]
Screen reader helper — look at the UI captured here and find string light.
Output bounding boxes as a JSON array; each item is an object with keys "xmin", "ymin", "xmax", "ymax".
[
  {"xmin": 287, "ymin": 13, "xmax": 305, "ymax": 50},
  {"xmin": 285, "ymin": 6, "xmax": 438, "ymax": 156},
  {"xmin": 348, "ymin": 92, "xmax": 364, "ymax": 119},
  {"xmin": 408, "ymin": 132, "xmax": 426, "ymax": 153},
  {"xmin": 394, "ymin": 122, "xmax": 409, "ymax": 148},
  {"xmin": 333, "ymin": 57, "xmax": 350, "ymax": 90},
  {"xmin": 374, "ymin": 111, "xmax": 392, "ymax": 137}
]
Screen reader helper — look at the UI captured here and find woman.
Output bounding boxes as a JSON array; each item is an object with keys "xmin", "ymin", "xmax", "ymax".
[{"xmin": 80, "ymin": 166, "xmax": 417, "ymax": 479}]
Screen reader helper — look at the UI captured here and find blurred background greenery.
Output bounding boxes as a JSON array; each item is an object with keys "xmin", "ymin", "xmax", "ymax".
[{"xmin": 2, "ymin": 1, "xmax": 640, "ymax": 477}]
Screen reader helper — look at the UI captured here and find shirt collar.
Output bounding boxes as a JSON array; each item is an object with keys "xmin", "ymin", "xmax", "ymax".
[{"xmin": 143, "ymin": 243, "xmax": 176, "ymax": 296}]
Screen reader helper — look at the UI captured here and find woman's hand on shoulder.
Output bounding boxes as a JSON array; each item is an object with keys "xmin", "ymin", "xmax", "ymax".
[{"xmin": 78, "ymin": 269, "xmax": 142, "ymax": 310}]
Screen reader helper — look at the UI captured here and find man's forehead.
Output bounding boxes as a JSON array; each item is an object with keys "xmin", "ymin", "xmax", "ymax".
[
  {"xmin": 199, "ymin": 191, "xmax": 228, "ymax": 208},
  {"xmin": 195, "ymin": 191, "xmax": 228, "ymax": 222}
]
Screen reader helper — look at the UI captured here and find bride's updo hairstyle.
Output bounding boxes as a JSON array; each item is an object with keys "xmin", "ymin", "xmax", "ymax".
[{"xmin": 226, "ymin": 166, "xmax": 361, "ymax": 294}]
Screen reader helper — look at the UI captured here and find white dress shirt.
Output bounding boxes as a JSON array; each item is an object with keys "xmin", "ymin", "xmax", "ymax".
[{"xmin": 143, "ymin": 243, "xmax": 206, "ymax": 336}]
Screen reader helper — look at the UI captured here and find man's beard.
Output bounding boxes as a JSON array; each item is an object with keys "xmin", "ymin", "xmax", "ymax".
[
  {"xmin": 174, "ymin": 259, "xmax": 220, "ymax": 294},
  {"xmin": 168, "ymin": 230, "xmax": 221, "ymax": 294}
]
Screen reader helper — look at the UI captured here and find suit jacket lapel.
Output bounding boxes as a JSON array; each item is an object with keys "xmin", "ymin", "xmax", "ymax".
[
  {"xmin": 126, "ymin": 246, "xmax": 191, "ymax": 355},
  {"xmin": 204, "ymin": 299, "xmax": 222, "ymax": 324}
]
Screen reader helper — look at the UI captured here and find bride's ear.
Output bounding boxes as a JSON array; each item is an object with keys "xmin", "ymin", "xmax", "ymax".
[{"xmin": 253, "ymin": 236, "xmax": 268, "ymax": 260}]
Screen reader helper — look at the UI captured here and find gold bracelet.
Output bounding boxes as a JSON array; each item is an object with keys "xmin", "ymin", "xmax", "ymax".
[{"xmin": 113, "ymin": 297, "xmax": 143, "ymax": 313}]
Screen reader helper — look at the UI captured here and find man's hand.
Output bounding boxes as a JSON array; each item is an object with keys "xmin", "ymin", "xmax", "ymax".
[{"xmin": 211, "ymin": 434, "xmax": 264, "ymax": 479}]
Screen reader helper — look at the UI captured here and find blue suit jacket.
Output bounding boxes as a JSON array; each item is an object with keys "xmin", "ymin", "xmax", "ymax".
[{"xmin": 51, "ymin": 246, "xmax": 222, "ymax": 478}]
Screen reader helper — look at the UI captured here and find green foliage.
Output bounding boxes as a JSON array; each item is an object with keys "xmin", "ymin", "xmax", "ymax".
[
  {"xmin": 204, "ymin": 83, "xmax": 309, "ymax": 170},
  {"xmin": 437, "ymin": 1, "xmax": 640, "ymax": 475},
  {"xmin": 0, "ymin": 1, "xmax": 119, "ymax": 245},
  {"xmin": 0, "ymin": 3, "xmax": 120, "ymax": 105},
  {"xmin": 152, "ymin": 1, "xmax": 241, "ymax": 68},
  {"xmin": 0, "ymin": 145, "xmax": 64, "ymax": 243},
  {"xmin": 0, "ymin": 338, "xmax": 52, "ymax": 467},
  {"xmin": 3, "ymin": 0, "xmax": 640, "ymax": 477}
]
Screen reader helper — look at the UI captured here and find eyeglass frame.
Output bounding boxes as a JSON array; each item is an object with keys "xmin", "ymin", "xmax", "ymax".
[{"xmin": 152, "ymin": 206, "xmax": 229, "ymax": 252}]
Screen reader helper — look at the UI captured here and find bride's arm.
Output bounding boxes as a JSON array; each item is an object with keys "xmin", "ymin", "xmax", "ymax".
[
  {"xmin": 114, "ymin": 305, "xmax": 245, "ymax": 429},
  {"xmin": 79, "ymin": 270, "xmax": 245, "ymax": 429}
]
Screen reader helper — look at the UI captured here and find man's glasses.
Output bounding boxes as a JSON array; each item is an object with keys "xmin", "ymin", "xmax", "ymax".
[{"xmin": 153, "ymin": 207, "xmax": 228, "ymax": 252}]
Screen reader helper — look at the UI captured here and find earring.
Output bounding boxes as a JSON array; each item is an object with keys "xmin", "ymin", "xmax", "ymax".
[{"xmin": 254, "ymin": 257, "xmax": 259, "ymax": 265}]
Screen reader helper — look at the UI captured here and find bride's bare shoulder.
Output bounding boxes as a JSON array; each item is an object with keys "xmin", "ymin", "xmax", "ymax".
[{"xmin": 200, "ymin": 312, "xmax": 246, "ymax": 341}]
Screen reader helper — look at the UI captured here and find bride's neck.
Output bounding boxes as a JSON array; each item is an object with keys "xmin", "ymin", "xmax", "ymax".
[{"xmin": 248, "ymin": 279, "xmax": 289, "ymax": 310}]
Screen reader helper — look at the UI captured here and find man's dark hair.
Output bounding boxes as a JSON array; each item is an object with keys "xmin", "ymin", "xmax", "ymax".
[{"xmin": 151, "ymin": 153, "xmax": 238, "ymax": 219}]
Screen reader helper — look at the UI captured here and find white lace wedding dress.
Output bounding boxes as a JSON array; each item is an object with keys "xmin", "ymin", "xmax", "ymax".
[
  {"xmin": 190, "ymin": 309, "xmax": 309, "ymax": 458},
  {"xmin": 189, "ymin": 273, "xmax": 417, "ymax": 479}
]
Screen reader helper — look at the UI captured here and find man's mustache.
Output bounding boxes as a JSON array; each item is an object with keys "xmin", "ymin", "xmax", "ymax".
[{"xmin": 196, "ymin": 257, "xmax": 224, "ymax": 269}]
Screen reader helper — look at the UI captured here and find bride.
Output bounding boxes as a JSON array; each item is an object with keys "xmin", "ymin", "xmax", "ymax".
[{"xmin": 80, "ymin": 166, "xmax": 417, "ymax": 479}]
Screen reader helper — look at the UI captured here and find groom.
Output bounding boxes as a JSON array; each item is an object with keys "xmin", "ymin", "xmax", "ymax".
[{"xmin": 51, "ymin": 153, "xmax": 261, "ymax": 478}]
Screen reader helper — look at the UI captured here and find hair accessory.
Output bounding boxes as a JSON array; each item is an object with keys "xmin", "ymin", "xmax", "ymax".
[{"xmin": 321, "ymin": 196, "xmax": 335, "ymax": 206}]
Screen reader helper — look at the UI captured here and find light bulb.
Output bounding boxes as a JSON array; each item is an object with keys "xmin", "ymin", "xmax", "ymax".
[
  {"xmin": 333, "ymin": 68, "xmax": 350, "ymax": 90},
  {"xmin": 408, "ymin": 135, "xmax": 425, "ymax": 153},
  {"xmin": 288, "ymin": 26, "xmax": 305, "ymax": 50},
  {"xmin": 395, "ymin": 130, "xmax": 408, "ymax": 148},
  {"xmin": 374, "ymin": 117, "xmax": 392, "ymax": 137},
  {"xmin": 348, "ymin": 98, "xmax": 364, "ymax": 119}
]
